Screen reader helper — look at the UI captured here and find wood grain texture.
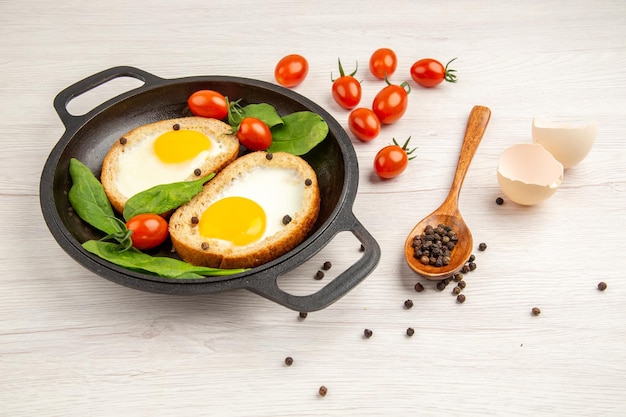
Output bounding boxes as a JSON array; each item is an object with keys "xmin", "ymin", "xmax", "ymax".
[{"xmin": 1, "ymin": 0, "xmax": 625, "ymax": 416}]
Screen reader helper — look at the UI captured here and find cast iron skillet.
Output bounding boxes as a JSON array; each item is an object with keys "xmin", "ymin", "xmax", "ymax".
[{"xmin": 40, "ymin": 66, "xmax": 380, "ymax": 312}]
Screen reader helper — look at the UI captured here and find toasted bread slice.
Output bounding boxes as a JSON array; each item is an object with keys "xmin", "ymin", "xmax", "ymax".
[
  {"xmin": 169, "ymin": 151, "xmax": 321, "ymax": 269},
  {"xmin": 101, "ymin": 117, "xmax": 239, "ymax": 214}
]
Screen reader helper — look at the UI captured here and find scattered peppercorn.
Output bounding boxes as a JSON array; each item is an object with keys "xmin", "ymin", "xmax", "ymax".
[
  {"xmin": 265, "ymin": 152, "xmax": 273, "ymax": 160},
  {"xmin": 284, "ymin": 357, "xmax": 294, "ymax": 366},
  {"xmin": 305, "ymin": 178, "xmax": 312, "ymax": 186},
  {"xmin": 478, "ymin": 242, "xmax": 487, "ymax": 251},
  {"xmin": 318, "ymin": 386, "xmax": 328, "ymax": 397},
  {"xmin": 414, "ymin": 282, "xmax": 425, "ymax": 292},
  {"xmin": 359, "ymin": 244, "xmax": 365, "ymax": 252},
  {"xmin": 322, "ymin": 261, "xmax": 332, "ymax": 270},
  {"xmin": 404, "ymin": 299, "xmax": 414, "ymax": 309},
  {"xmin": 172, "ymin": 123, "xmax": 180, "ymax": 130},
  {"xmin": 453, "ymin": 273, "xmax": 464, "ymax": 282},
  {"xmin": 457, "ymin": 281, "xmax": 467, "ymax": 289},
  {"xmin": 406, "ymin": 327, "xmax": 415, "ymax": 337},
  {"xmin": 299, "ymin": 312, "xmax": 308, "ymax": 319},
  {"xmin": 532, "ymin": 307, "xmax": 541, "ymax": 316},
  {"xmin": 452, "ymin": 286, "xmax": 462, "ymax": 295},
  {"xmin": 456, "ymin": 294, "xmax": 466, "ymax": 303},
  {"xmin": 496, "ymin": 197, "xmax": 504, "ymax": 205},
  {"xmin": 190, "ymin": 216, "xmax": 199, "ymax": 225},
  {"xmin": 282, "ymin": 214, "xmax": 292, "ymax": 225},
  {"xmin": 436, "ymin": 281, "xmax": 447, "ymax": 291},
  {"xmin": 201, "ymin": 242, "xmax": 209, "ymax": 250},
  {"xmin": 468, "ymin": 262, "xmax": 477, "ymax": 271},
  {"xmin": 597, "ymin": 282, "xmax": 607, "ymax": 291},
  {"xmin": 193, "ymin": 168, "xmax": 202, "ymax": 176},
  {"xmin": 363, "ymin": 329, "xmax": 373, "ymax": 338},
  {"xmin": 119, "ymin": 137, "xmax": 127, "ymax": 145},
  {"xmin": 314, "ymin": 270, "xmax": 324, "ymax": 280}
]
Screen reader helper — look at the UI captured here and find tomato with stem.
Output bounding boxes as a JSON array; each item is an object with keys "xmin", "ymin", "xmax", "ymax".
[
  {"xmin": 187, "ymin": 90, "xmax": 229, "ymax": 119},
  {"xmin": 369, "ymin": 48, "xmax": 397, "ymax": 79},
  {"xmin": 372, "ymin": 77, "xmax": 411, "ymax": 124},
  {"xmin": 331, "ymin": 58, "xmax": 362, "ymax": 110},
  {"xmin": 237, "ymin": 117, "xmax": 272, "ymax": 151},
  {"xmin": 274, "ymin": 54, "xmax": 309, "ymax": 87},
  {"xmin": 126, "ymin": 213, "xmax": 169, "ymax": 250},
  {"xmin": 374, "ymin": 137, "xmax": 417, "ymax": 179},
  {"xmin": 410, "ymin": 58, "xmax": 458, "ymax": 88},
  {"xmin": 348, "ymin": 108, "xmax": 380, "ymax": 142}
]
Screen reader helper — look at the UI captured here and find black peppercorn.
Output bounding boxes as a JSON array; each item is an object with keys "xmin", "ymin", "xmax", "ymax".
[
  {"xmin": 305, "ymin": 178, "xmax": 312, "ymax": 186},
  {"xmin": 456, "ymin": 294, "xmax": 466, "ymax": 303},
  {"xmin": 404, "ymin": 299, "xmax": 414, "ymax": 309},
  {"xmin": 453, "ymin": 273, "xmax": 464, "ymax": 282},
  {"xmin": 191, "ymin": 216, "xmax": 199, "ymax": 225},
  {"xmin": 299, "ymin": 312, "xmax": 308, "ymax": 319},
  {"xmin": 314, "ymin": 270, "xmax": 324, "ymax": 280},
  {"xmin": 363, "ymin": 329, "xmax": 373, "ymax": 338},
  {"xmin": 414, "ymin": 282, "xmax": 425, "ymax": 292},
  {"xmin": 265, "ymin": 152, "xmax": 273, "ymax": 160},
  {"xmin": 468, "ymin": 262, "xmax": 477, "ymax": 271},
  {"xmin": 193, "ymin": 168, "xmax": 202, "ymax": 176},
  {"xmin": 436, "ymin": 281, "xmax": 446, "ymax": 291},
  {"xmin": 406, "ymin": 327, "xmax": 415, "ymax": 337},
  {"xmin": 284, "ymin": 357, "xmax": 294, "ymax": 366},
  {"xmin": 172, "ymin": 123, "xmax": 180, "ymax": 130},
  {"xmin": 496, "ymin": 197, "xmax": 504, "ymax": 205},
  {"xmin": 359, "ymin": 244, "xmax": 365, "ymax": 252},
  {"xmin": 201, "ymin": 242, "xmax": 209, "ymax": 250},
  {"xmin": 532, "ymin": 307, "xmax": 541, "ymax": 316},
  {"xmin": 119, "ymin": 137, "xmax": 127, "ymax": 145},
  {"xmin": 319, "ymin": 386, "xmax": 328, "ymax": 397},
  {"xmin": 598, "ymin": 282, "xmax": 607, "ymax": 291},
  {"xmin": 322, "ymin": 261, "xmax": 332, "ymax": 270},
  {"xmin": 282, "ymin": 214, "xmax": 292, "ymax": 225},
  {"xmin": 478, "ymin": 242, "xmax": 487, "ymax": 251},
  {"xmin": 457, "ymin": 281, "xmax": 467, "ymax": 289},
  {"xmin": 452, "ymin": 286, "xmax": 462, "ymax": 295}
]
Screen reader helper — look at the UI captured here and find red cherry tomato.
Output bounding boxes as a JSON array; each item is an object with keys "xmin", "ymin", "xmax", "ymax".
[
  {"xmin": 126, "ymin": 213, "xmax": 169, "ymax": 250},
  {"xmin": 374, "ymin": 137, "xmax": 417, "ymax": 179},
  {"xmin": 237, "ymin": 117, "xmax": 272, "ymax": 150},
  {"xmin": 348, "ymin": 108, "xmax": 381, "ymax": 142},
  {"xmin": 369, "ymin": 48, "xmax": 397, "ymax": 79},
  {"xmin": 331, "ymin": 58, "xmax": 362, "ymax": 110},
  {"xmin": 274, "ymin": 54, "xmax": 309, "ymax": 87},
  {"xmin": 410, "ymin": 58, "xmax": 458, "ymax": 88},
  {"xmin": 372, "ymin": 80, "xmax": 411, "ymax": 124},
  {"xmin": 187, "ymin": 90, "xmax": 229, "ymax": 119}
]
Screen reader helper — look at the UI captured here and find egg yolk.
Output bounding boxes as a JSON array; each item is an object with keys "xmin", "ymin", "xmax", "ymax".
[
  {"xmin": 153, "ymin": 130, "xmax": 211, "ymax": 163},
  {"xmin": 199, "ymin": 196, "xmax": 267, "ymax": 246}
]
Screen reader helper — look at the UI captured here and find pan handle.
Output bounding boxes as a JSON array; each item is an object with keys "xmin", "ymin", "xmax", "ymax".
[
  {"xmin": 244, "ymin": 211, "xmax": 381, "ymax": 312},
  {"xmin": 53, "ymin": 66, "xmax": 163, "ymax": 129}
]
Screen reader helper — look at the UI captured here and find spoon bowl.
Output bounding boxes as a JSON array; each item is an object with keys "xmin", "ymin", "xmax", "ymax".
[{"xmin": 404, "ymin": 105, "xmax": 491, "ymax": 280}]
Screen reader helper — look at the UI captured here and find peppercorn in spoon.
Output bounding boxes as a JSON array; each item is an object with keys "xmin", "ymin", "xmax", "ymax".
[{"xmin": 404, "ymin": 105, "xmax": 491, "ymax": 280}]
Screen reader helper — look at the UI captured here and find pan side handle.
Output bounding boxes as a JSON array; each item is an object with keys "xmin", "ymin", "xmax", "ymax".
[
  {"xmin": 53, "ymin": 66, "xmax": 162, "ymax": 129},
  {"xmin": 244, "ymin": 212, "xmax": 381, "ymax": 312}
]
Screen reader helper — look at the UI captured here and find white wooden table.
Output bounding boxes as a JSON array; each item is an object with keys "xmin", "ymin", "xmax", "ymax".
[{"xmin": 2, "ymin": 1, "xmax": 625, "ymax": 415}]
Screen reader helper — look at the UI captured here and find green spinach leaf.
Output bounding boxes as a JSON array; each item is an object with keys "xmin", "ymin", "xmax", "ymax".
[
  {"xmin": 269, "ymin": 111, "xmax": 329, "ymax": 155},
  {"xmin": 123, "ymin": 173, "xmax": 215, "ymax": 221},
  {"xmin": 68, "ymin": 158, "xmax": 125, "ymax": 236},
  {"xmin": 82, "ymin": 240, "xmax": 247, "ymax": 278},
  {"xmin": 242, "ymin": 103, "xmax": 284, "ymax": 128}
]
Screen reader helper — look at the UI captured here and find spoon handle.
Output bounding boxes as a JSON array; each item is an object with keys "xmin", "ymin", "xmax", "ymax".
[{"xmin": 442, "ymin": 105, "xmax": 491, "ymax": 212}]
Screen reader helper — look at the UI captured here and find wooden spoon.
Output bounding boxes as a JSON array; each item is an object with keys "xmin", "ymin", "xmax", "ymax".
[{"xmin": 404, "ymin": 105, "xmax": 491, "ymax": 280}]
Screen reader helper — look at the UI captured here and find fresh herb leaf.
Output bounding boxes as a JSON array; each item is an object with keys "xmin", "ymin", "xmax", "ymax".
[
  {"xmin": 242, "ymin": 103, "xmax": 284, "ymax": 128},
  {"xmin": 123, "ymin": 174, "xmax": 215, "ymax": 221},
  {"xmin": 269, "ymin": 111, "xmax": 329, "ymax": 155},
  {"xmin": 68, "ymin": 158, "xmax": 125, "ymax": 236},
  {"xmin": 82, "ymin": 240, "xmax": 248, "ymax": 278}
]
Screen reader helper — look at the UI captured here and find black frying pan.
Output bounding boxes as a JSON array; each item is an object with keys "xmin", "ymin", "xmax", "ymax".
[{"xmin": 40, "ymin": 66, "xmax": 380, "ymax": 312}]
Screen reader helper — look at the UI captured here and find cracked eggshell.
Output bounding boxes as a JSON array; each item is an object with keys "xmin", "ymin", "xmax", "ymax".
[
  {"xmin": 497, "ymin": 143, "xmax": 564, "ymax": 206},
  {"xmin": 532, "ymin": 117, "xmax": 597, "ymax": 169}
]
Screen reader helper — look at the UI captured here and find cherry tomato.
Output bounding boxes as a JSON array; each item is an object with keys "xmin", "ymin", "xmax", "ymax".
[
  {"xmin": 331, "ymin": 58, "xmax": 362, "ymax": 110},
  {"xmin": 348, "ymin": 108, "xmax": 380, "ymax": 142},
  {"xmin": 274, "ymin": 54, "xmax": 309, "ymax": 87},
  {"xmin": 410, "ymin": 58, "xmax": 458, "ymax": 88},
  {"xmin": 374, "ymin": 137, "xmax": 417, "ymax": 179},
  {"xmin": 126, "ymin": 213, "xmax": 169, "ymax": 250},
  {"xmin": 187, "ymin": 90, "xmax": 229, "ymax": 119},
  {"xmin": 372, "ymin": 80, "xmax": 411, "ymax": 124},
  {"xmin": 237, "ymin": 117, "xmax": 272, "ymax": 150},
  {"xmin": 369, "ymin": 48, "xmax": 397, "ymax": 79}
]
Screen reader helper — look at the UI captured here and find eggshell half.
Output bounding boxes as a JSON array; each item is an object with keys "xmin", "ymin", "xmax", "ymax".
[
  {"xmin": 497, "ymin": 143, "xmax": 564, "ymax": 205},
  {"xmin": 532, "ymin": 117, "xmax": 597, "ymax": 169}
]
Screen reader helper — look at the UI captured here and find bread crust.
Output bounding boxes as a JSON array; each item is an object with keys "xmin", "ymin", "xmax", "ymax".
[
  {"xmin": 169, "ymin": 151, "xmax": 321, "ymax": 269},
  {"xmin": 101, "ymin": 117, "xmax": 239, "ymax": 214}
]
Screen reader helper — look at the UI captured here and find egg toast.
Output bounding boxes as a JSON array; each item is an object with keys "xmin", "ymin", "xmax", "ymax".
[
  {"xmin": 101, "ymin": 117, "xmax": 239, "ymax": 214},
  {"xmin": 169, "ymin": 151, "xmax": 321, "ymax": 269}
]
